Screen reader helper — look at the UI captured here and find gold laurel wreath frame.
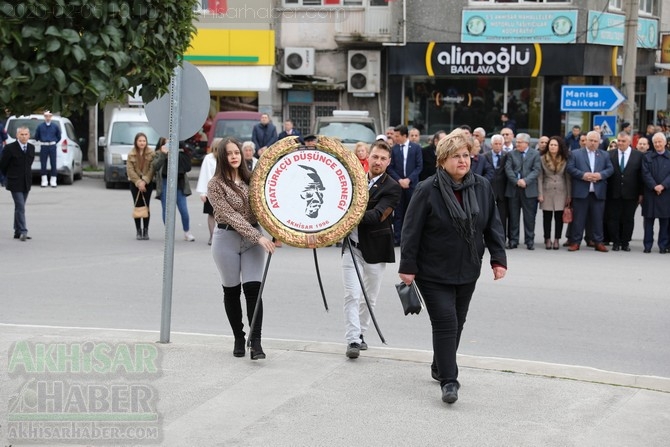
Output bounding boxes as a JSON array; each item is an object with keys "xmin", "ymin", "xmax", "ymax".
[{"xmin": 250, "ymin": 136, "xmax": 369, "ymax": 249}]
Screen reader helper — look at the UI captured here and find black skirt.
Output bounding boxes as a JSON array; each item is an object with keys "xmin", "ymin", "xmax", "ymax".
[{"xmin": 203, "ymin": 197, "xmax": 214, "ymax": 215}]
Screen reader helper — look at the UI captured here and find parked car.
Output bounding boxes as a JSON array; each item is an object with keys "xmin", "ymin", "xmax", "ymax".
[
  {"xmin": 312, "ymin": 111, "xmax": 379, "ymax": 151},
  {"xmin": 207, "ymin": 111, "xmax": 262, "ymax": 146},
  {"xmin": 98, "ymin": 107, "xmax": 160, "ymax": 189},
  {"xmin": 5, "ymin": 114, "xmax": 84, "ymax": 185}
]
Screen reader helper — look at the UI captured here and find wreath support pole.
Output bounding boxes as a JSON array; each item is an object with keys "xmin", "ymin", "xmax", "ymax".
[{"xmin": 346, "ymin": 237, "xmax": 386, "ymax": 344}]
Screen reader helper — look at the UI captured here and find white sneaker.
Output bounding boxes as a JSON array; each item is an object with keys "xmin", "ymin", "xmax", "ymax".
[
  {"xmin": 41, "ymin": 175, "xmax": 48, "ymax": 187},
  {"xmin": 50, "ymin": 176, "xmax": 57, "ymax": 188},
  {"xmin": 184, "ymin": 232, "xmax": 195, "ymax": 242}
]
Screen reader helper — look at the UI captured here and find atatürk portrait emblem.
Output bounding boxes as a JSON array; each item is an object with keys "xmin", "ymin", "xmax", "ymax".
[{"xmin": 299, "ymin": 165, "xmax": 326, "ymax": 218}]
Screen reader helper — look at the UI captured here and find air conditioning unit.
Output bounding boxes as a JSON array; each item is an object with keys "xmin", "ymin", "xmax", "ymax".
[
  {"xmin": 284, "ymin": 47, "xmax": 315, "ymax": 76},
  {"xmin": 347, "ymin": 50, "xmax": 381, "ymax": 94}
]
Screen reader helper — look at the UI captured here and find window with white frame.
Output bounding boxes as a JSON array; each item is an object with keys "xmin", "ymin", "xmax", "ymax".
[
  {"xmin": 469, "ymin": 0, "xmax": 570, "ymax": 3},
  {"xmin": 608, "ymin": 0, "xmax": 622, "ymax": 9},
  {"xmin": 610, "ymin": 0, "xmax": 658, "ymax": 15},
  {"xmin": 283, "ymin": 0, "xmax": 365, "ymax": 6},
  {"xmin": 639, "ymin": 0, "xmax": 658, "ymax": 15}
]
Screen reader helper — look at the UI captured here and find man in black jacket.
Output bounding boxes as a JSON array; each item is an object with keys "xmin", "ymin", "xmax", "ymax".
[
  {"xmin": 342, "ymin": 141, "xmax": 401, "ymax": 359},
  {"xmin": 606, "ymin": 132, "xmax": 643, "ymax": 251},
  {"xmin": 0, "ymin": 126, "xmax": 35, "ymax": 241}
]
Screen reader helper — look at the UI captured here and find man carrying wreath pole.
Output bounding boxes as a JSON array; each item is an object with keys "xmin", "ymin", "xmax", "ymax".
[{"xmin": 341, "ymin": 141, "xmax": 401, "ymax": 359}]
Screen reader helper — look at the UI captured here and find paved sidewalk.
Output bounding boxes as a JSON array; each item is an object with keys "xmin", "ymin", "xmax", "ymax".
[{"xmin": 1, "ymin": 324, "xmax": 669, "ymax": 446}]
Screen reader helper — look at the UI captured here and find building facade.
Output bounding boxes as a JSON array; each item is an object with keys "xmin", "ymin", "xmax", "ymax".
[{"xmin": 195, "ymin": 0, "xmax": 665, "ymax": 139}]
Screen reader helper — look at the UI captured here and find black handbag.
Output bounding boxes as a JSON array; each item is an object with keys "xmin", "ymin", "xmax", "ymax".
[{"xmin": 395, "ymin": 281, "xmax": 425, "ymax": 315}]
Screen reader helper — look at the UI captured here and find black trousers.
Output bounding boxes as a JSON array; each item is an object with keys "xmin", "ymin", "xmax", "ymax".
[
  {"xmin": 494, "ymin": 195, "xmax": 509, "ymax": 243},
  {"xmin": 130, "ymin": 183, "xmax": 154, "ymax": 230},
  {"xmin": 606, "ymin": 198, "xmax": 639, "ymax": 246},
  {"xmin": 393, "ymin": 187, "xmax": 415, "ymax": 244},
  {"xmin": 542, "ymin": 210, "xmax": 565, "ymax": 240},
  {"xmin": 417, "ymin": 279, "xmax": 477, "ymax": 387}
]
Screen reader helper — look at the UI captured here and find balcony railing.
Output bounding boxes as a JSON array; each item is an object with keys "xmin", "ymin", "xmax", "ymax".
[{"xmin": 334, "ymin": 7, "xmax": 394, "ymax": 43}]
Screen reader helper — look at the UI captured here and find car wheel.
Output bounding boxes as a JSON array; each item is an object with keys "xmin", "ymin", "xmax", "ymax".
[{"xmin": 62, "ymin": 166, "xmax": 74, "ymax": 185}]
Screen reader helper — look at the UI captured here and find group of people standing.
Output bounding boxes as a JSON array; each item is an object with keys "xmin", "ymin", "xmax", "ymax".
[
  {"xmin": 434, "ymin": 124, "xmax": 670, "ymax": 254},
  {"xmin": 125, "ymin": 134, "xmax": 195, "ymax": 241}
]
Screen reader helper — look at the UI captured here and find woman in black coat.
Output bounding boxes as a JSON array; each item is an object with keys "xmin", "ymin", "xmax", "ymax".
[{"xmin": 398, "ymin": 129, "xmax": 507, "ymax": 405}]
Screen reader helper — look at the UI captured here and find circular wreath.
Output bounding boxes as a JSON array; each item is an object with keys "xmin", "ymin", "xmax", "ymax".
[{"xmin": 250, "ymin": 136, "xmax": 368, "ymax": 248}]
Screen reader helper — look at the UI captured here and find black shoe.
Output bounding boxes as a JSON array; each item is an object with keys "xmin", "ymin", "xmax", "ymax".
[
  {"xmin": 233, "ymin": 336, "xmax": 245, "ymax": 357},
  {"xmin": 359, "ymin": 335, "xmax": 368, "ymax": 351},
  {"xmin": 526, "ymin": 244, "xmax": 534, "ymax": 250},
  {"xmin": 612, "ymin": 244, "xmax": 620, "ymax": 251},
  {"xmin": 507, "ymin": 243, "xmax": 518, "ymax": 249},
  {"xmin": 431, "ymin": 365, "xmax": 439, "ymax": 382},
  {"xmin": 136, "ymin": 230, "xmax": 143, "ymax": 240},
  {"xmin": 643, "ymin": 248, "xmax": 651, "ymax": 253},
  {"xmin": 621, "ymin": 245, "xmax": 631, "ymax": 252},
  {"xmin": 441, "ymin": 382, "xmax": 460, "ymax": 404},
  {"xmin": 661, "ymin": 248, "xmax": 669, "ymax": 254},
  {"xmin": 346, "ymin": 343, "xmax": 360, "ymax": 359},
  {"xmin": 13, "ymin": 233, "xmax": 19, "ymax": 239},
  {"xmin": 250, "ymin": 339, "xmax": 266, "ymax": 360},
  {"xmin": 142, "ymin": 228, "xmax": 149, "ymax": 240}
]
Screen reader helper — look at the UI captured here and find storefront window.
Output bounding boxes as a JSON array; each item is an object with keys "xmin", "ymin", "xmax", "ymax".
[{"xmin": 404, "ymin": 76, "xmax": 541, "ymax": 138}]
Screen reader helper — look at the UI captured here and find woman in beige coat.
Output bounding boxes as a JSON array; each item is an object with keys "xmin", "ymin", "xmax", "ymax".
[
  {"xmin": 126, "ymin": 132, "xmax": 156, "ymax": 240},
  {"xmin": 538, "ymin": 136, "xmax": 571, "ymax": 249}
]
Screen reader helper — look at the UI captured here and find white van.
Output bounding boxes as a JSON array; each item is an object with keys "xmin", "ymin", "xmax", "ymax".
[
  {"xmin": 98, "ymin": 107, "xmax": 160, "ymax": 189},
  {"xmin": 5, "ymin": 114, "xmax": 83, "ymax": 185}
]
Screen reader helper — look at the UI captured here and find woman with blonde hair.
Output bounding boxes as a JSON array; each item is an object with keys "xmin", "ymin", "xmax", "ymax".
[
  {"xmin": 538, "ymin": 136, "xmax": 571, "ymax": 250},
  {"xmin": 197, "ymin": 138, "xmax": 223, "ymax": 245},
  {"xmin": 398, "ymin": 129, "xmax": 507, "ymax": 404},
  {"xmin": 354, "ymin": 141, "xmax": 369, "ymax": 173}
]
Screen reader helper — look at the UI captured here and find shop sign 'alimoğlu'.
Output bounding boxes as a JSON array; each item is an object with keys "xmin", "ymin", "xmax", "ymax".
[{"xmin": 425, "ymin": 43, "xmax": 540, "ymax": 77}]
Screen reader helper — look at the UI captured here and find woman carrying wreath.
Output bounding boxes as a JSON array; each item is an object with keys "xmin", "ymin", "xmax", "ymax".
[{"xmin": 208, "ymin": 138, "xmax": 275, "ymax": 360}]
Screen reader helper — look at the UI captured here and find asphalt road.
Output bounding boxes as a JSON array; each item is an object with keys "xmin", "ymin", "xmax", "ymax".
[{"xmin": 0, "ymin": 175, "xmax": 668, "ymax": 378}]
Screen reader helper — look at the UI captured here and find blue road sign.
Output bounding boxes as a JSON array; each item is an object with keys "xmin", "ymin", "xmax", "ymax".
[
  {"xmin": 593, "ymin": 115, "xmax": 617, "ymax": 137},
  {"xmin": 560, "ymin": 85, "xmax": 626, "ymax": 112}
]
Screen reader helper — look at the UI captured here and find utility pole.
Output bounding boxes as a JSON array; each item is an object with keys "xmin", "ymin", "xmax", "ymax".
[{"xmin": 621, "ymin": 0, "xmax": 639, "ymax": 127}]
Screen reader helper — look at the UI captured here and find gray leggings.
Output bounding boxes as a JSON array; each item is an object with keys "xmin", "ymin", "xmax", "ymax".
[{"xmin": 211, "ymin": 227, "xmax": 265, "ymax": 286}]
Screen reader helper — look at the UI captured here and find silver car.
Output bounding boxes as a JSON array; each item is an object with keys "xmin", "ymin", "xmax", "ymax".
[{"xmin": 5, "ymin": 114, "xmax": 84, "ymax": 185}]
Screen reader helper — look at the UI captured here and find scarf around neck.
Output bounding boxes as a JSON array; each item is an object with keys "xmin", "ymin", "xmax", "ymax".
[{"xmin": 436, "ymin": 168, "xmax": 480, "ymax": 266}]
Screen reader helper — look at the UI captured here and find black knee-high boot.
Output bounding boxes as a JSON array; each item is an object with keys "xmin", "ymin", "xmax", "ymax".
[
  {"xmin": 223, "ymin": 284, "xmax": 245, "ymax": 357},
  {"xmin": 142, "ymin": 216, "xmax": 150, "ymax": 240},
  {"xmin": 243, "ymin": 281, "xmax": 265, "ymax": 360},
  {"xmin": 134, "ymin": 218, "xmax": 142, "ymax": 240}
]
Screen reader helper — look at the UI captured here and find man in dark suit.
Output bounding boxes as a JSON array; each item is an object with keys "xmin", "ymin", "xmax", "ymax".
[
  {"xmin": 485, "ymin": 134, "xmax": 508, "ymax": 243},
  {"xmin": 420, "ymin": 130, "xmax": 445, "ymax": 181},
  {"xmin": 0, "ymin": 126, "xmax": 35, "ymax": 241},
  {"xmin": 277, "ymin": 118, "xmax": 303, "ymax": 143},
  {"xmin": 251, "ymin": 113, "xmax": 277, "ymax": 158},
  {"xmin": 387, "ymin": 124, "xmax": 423, "ymax": 246},
  {"xmin": 566, "ymin": 131, "xmax": 614, "ymax": 252},
  {"xmin": 504, "ymin": 133, "xmax": 541, "ymax": 249},
  {"xmin": 342, "ymin": 141, "xmax": 401, "ymax": 359},
  {"xmin": 606, "ymin": 132, "xmax": 643, "ymax": 251}
]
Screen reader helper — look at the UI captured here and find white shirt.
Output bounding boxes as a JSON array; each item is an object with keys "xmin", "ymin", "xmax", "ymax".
[
  {"xmin": 587, "ymin": 149, "xmax": 596, "ymax": 192},
  {"xmin": 618, "ymin": 147, "xmax": 631, "ymax": 170}
]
